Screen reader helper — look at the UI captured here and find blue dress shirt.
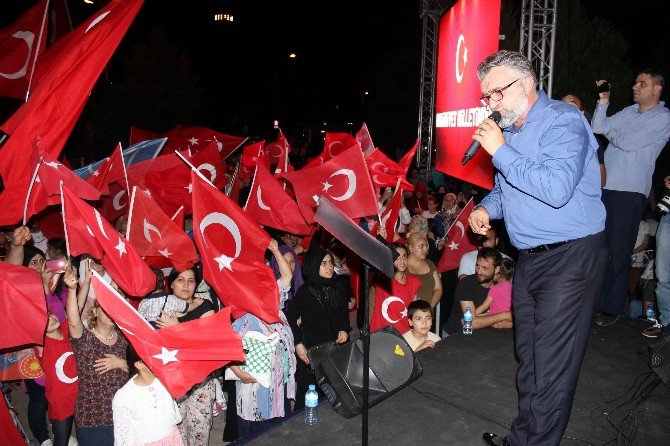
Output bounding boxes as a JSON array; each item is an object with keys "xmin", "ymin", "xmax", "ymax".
[
  {"xmin": 479, "ymin": 91, "xmax": 606, "ymax": 250},
  {"xmin": 591, "ymin": 101, "xmax": 670, "ymax": 197}
]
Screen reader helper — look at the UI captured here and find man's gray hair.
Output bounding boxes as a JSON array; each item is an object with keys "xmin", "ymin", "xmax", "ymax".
[{"xmin": 477, "ymin": 50, "xmax": 537, "ymax": 83}]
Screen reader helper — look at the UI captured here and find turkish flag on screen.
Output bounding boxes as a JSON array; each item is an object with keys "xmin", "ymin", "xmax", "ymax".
[
  {"xmin": 437, "ymin": 199, "xmax": 479, "ymax": 273},
  {"xmin": 0, "ymin": 0, "xmax": 48, "ymax": 99},
  {"xmin": 91, "ymin": 273, "xmax": 244, "ymax": 398},
  {"xmin": 192, "ymin": 171, "xmax": 281, "ymax": 324},
  {"xmin": 434, "ymin": 0, "xmax": 501, "ymax": 189}
]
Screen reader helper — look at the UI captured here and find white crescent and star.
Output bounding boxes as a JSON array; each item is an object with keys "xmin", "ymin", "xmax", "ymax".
[
  {"xmin": 381, "ymin": 295, "xmax": 407, "ymax": 324},
  {"xmin": 455, "ymin": 33, "xmax": 468, "ymax": 84},
  {"xmin": 256, "ymin": 186, "xmax": 271, "ymax": 210},
  {"xmin": 199, "ymin": 212, "xmax": 242, "ymax": 271},
  {"xmin": 54, "ymin": 352, "xmax": 78, "ymax": 384},
  {"xmin": 0, "ymin": 31, "xmax": 34, "ymax": 80},
  {"xmin": 448, "ymin": 221, "xmax": 466, "ymax": 250},
  {"xmin": 143, "ymin": 219, "xmax": 162, "ymax": 243},
  {"xmin": 328, "ymin": 169, "xmax": 356, "ymax": 201}
]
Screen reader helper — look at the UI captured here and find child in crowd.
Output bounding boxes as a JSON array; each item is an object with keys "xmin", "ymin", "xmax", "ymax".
[
  {"xmin": 476, "ymin": 258, "xmax": 515, "ymax": 316},
  {"xmin": 402, "ymin": 300, "xmax": 441, "ymax": 352},
  {"xmin": 112, "ymin": 347, "xmax": 183, "ymax": 446}
]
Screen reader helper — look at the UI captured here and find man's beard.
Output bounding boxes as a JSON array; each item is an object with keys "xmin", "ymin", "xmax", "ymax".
[
  {"xmin": 476, "ymin": 273, "xmax": 495, "ymax": 284},
  {"xmin": 497, "ymin": 89, "xmax": 528, "ymax": 128}
]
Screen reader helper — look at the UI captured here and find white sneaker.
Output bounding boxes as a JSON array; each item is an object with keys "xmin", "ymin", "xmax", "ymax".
[
  {"xmin": 40, "ymin": 440, "xmax": 53, "ymax": 446},
  {"xmin": 68, "ymin": 436, "xmax": 79, "ymax": 446}
]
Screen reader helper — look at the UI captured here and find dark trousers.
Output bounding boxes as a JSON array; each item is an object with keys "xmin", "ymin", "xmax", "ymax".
[
  {"xmin": 25, "ymin": 379, "xmax": 49, "ymax": 444},
  {"xmin": 508, "ymin": 232, "xmax": 607, "ymax": 446},
  {"xmin": 600, "ymin": 189, "xmax": 647, "ymax": 315},
  {"xmin": 293, "ymin": 358, "xmax": 317, "ymax": 410},
  {"xmin": 75, "ymin": 424, "xmax": 114, "ymax": 446},
  {"xmin": 51, "ymin": 416, "xmax": 73, "ymax": 446}
]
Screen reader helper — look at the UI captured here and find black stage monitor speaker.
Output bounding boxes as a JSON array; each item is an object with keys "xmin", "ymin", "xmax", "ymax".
[
  {"xmin": 649, "ymin": 325, "xmax": 670, "ymax": 385},
  {"xmin": 315, "ymin": 326, "xmax": 423, "ymax": 418}
]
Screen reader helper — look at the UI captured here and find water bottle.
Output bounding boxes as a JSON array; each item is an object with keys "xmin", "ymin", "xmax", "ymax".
[
  {"xmin": 463, "ymin": 306, "xmax": 473, "ymax": 335},
  {"xmin": 646, "ymin": 304, "xmax": 658, "ymax": 325},
  {"xmin": 304, "ymin": 384, "xmax": 319, "ymax": 425}
]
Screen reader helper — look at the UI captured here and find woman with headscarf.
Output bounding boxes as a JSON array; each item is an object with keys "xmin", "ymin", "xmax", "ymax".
[
  {"xmin": 285, "ymin": 247, "xmax": 350, "ymax": 408},
  {"xmin": 441, "ymin": 193, "xmax": 459, "ymax": 228},
  {"xmin": 269, "ymin": 244, "xmax": 304, "ymax": 303}
]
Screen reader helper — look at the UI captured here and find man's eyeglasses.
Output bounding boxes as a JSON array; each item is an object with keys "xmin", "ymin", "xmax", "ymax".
[{"xmin": 479, "ymin": 77, "xmax": 523, "ymax": 106}]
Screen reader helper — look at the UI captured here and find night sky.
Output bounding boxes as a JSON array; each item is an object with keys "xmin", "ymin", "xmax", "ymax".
[{"xmin": 2, "ymin": 0, "xmax": 667, "ymax": 163}]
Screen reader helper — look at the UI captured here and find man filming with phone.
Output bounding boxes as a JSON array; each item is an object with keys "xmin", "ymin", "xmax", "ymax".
[{"xmin": 592, "ymin": 70, "xmax": 670, "ymax": 327}]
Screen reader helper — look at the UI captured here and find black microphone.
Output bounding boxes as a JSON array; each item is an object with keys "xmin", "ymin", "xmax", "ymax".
[{"xmin": 461, "ymin": 111, "xmax": 502, "ymax": 165}]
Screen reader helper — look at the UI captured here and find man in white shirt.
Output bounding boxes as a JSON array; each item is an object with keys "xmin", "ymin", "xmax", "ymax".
[{"xmin": 458, "ymin": 227, "xmax": 508, "ymax": 280}]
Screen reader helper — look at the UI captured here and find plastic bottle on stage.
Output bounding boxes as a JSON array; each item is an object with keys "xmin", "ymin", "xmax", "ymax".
[
  {"xmin": 304, "ymin": 384, "xmax": 319, "ymax": 425},
  {"xmin": 646, "ymin": 304, "xmax": 657, "ymax": 325},
  {"xmin": 463, "ymin": 307, "xmax": 473, "ymax": 335}
]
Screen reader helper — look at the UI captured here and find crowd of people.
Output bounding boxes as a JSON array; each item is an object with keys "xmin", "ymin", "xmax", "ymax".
[{"xmin": 1, "ymin": 50, "xmax": 669, "ymax": 446}]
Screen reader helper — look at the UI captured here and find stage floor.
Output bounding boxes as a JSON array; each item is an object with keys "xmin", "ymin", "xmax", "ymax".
[{"xmin": 247, "ymin": 318, "xmax": 670, "ymax": 446}]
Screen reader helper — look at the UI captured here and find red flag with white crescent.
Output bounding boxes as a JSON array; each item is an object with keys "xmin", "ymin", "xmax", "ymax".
[
  {"xmin": 365, "ymin": 148, "xmax": 415, "ymax": 191},
  {"xmin": 437, "ymin": 199, "xmax": 479, "ymax": 272},
  {"xmin": 369, "ymin": 274, "xmax": 421, "ymax": 334},
  {"xmin": 126, "ymin": 187, "xmax": 199, "ymax": 272},
  {"xmin": 61, "ymin": 184, "xmax": 154, "ymax": 296},
  {"xmin": 279, "ymin": 144, "xmax": 378, "ymax": 223},
  {"xmin": 244, "ymin": 163, "xmax": 311, "ymax": 235},
  {"xmin": 355, "ymin": 123, "xmax": 376, "ymax": 156},
  {"xmin": 191, "ymin": 170, "xmax": 281, "ymax": 324},
  {"xmin": 265, "ymin": 129, "xmax": 291, "ymax": 165},
  {"xmin": 91, "ymin": 272, "xmax": 244, "ymax": 398}
]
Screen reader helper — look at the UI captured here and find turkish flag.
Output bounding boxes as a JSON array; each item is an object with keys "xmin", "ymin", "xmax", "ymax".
[
  {"xmin": 0, "ymin": 0, "xmax": 143, "ymax": 226},
  {"xmin": 26, "ymin": 149, "xmax": 101, "ymax": 222},
  {"xmin": 280, "ymin": 144, "xmax": 378, "ymax": 223},
  {"xmin": 61, "ymin": 184, "xmax": 154, "ymax": 297},
  {"xmin": 265, "ymin": 129, "xmax": 291, "ymax": 165},
  {"xmin": 126, "ymin": 187, "xmax": 199, "ymax": 272},
  {"xmin": 91, "ymin": 273, "xmax": 244, "ymax": 398},
  {"xmin": 191, "ymin": 170, "xmax": 281, "ymax": 324},
  {"xmin": 398, "ymin": 139, "xmax": 419, "ymax": 173},
  {"xmin": 369, "ymin": 275, "xmax": 421, "ymax": 334},
  {"xmin": 240, "ymin": 141, "xmax": 267, "ymax": 170},
  {"xmin": 96, "ymin": 182, "xmax": 130, "ymax": 224},
  {"xmin": 161, "ymin": 125, "xmax": 246, "ymax": 160},
  {"xmin": 129, "ymin": 126, "xmax": 160, "ymax": 145},
  {"xmin": 303, "ymin": 132, "xmax": 358, "ymax": 169},
  {"xmin": 365, "ymin": 149, "xmax": 414, "ymax": 191},
  {"xmin": 144, "ymin": 140, "xmax": 227, "ymax": 216},
  {"xmin": 244, "ymin": 163, "xmax": 311, "ymax": 235},
  {"xmin": 86, "ymin": 143, "xmax": 128, "ymax": 195},
  {"xmin": 370, "ymin": 181, "xmax": 403, "ymax": 242},
  {"xmin": 355, "ymin": 123, "xmax": 376, "ymax": 156},
  {"xmin": 0, "ymin": 262, "xmax": 47, "ymax": 350},
  {"xmin": 437, "ymin": 199, "xmax": 479, "ymax": 273},
  {"xmin": 0, "ymin": 0, "xmax": 48, "ymax": 99},
  {"xmin": 434, "ymin": 0, "xmax": 500, "ymax": 190}
]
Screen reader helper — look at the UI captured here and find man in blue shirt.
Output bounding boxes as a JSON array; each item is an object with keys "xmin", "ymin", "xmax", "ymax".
[
  {"xmin": 469, "ymin": 51, "xmax": 608, "ymax": 446},
  {"xmin": 591, "ymin": 70, "xmax": 670, "ymax": 327}
]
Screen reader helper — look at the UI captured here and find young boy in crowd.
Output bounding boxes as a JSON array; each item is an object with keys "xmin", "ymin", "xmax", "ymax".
[{"xmin": 403, "ymin": 300, "xmax": 441, "ymax": 352}]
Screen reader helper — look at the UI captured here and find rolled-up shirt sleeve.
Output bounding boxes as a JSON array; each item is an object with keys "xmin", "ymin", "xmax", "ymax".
[{"xmin": 478, "ymin": 180, "xmax": 503, "ymax": 220}]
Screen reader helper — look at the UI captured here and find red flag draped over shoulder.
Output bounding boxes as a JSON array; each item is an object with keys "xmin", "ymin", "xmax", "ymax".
[
  {"xmin": 61, "ymin": 184, "xmax": 154, "ymax": 296},
  {"xmin": 244, "ymin": 163, "xmax": 311, "ymax": 235},
  {"xmin": 0, "ymin": 0, "xmax": 48, "ymax": 99},
  {"xmin": 126, "ymin": 187, "xmax": 199, "ymax": 272},
  {"xmin": 0, "ymin": 262, "xmax": 47, "ymax": 349},
  {"xmin": 191, "ymin": 170, "xmax": 281, "ymax": 324},
  {"xmin": 0, "ymin": 0, "xmax": 144, "ymax": 226},
  {"xmin": 280, "ymin": 144, "xmax": 378, "ymax": 223},
  {"xmin": 91, "ymin": 273, "xmax": 244, "ymax": 398},
  {"xmin": 437, "ymin": 199, "xmax": 479, "ymax": 273}
]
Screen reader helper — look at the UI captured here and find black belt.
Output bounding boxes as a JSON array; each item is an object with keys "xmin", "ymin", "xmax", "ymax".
[{"xmin": 524, "ymin": 240, "xmax": 570, "ymax": 254}]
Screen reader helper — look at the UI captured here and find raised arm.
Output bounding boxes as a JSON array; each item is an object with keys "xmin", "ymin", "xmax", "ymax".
[
  {"xmin": 268, "ymin": 239, "xmax": 292, "ymax": 288},
  {"xmin": 5, "ymin": 226, "xmax": 31, "ymax": 265},
  {"xmin": 65, "ymin": 265, "xmax": 84, "ymax": 338}
]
